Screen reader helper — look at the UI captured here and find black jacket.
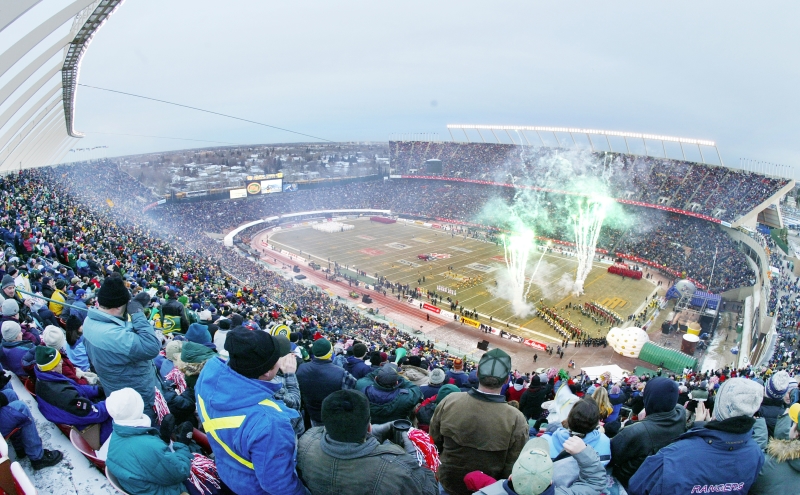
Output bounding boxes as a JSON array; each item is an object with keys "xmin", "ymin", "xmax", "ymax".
[
  {"xmin": 610, "ymin": 404, "xmax": 687, "ymax": 487},
  {"xmin": 161, "ymin": 298, "xmax": 189, "ymax": 333},
  {"xmin": 519, "ymin": 383, "xmax": 550, "ymax": 421},
  {"xmin": 758, "ymin": 397, "xmax": 786, "ymax": 437}
]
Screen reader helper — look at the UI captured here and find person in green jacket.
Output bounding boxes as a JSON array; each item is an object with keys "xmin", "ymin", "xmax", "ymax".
[
  {"xmin": 105, "ymin": 387, "xmax": 193, "ymax": 495},
  {"xmin": 356, "ymin": 362, "xmax": 422, "ymax": 424}
]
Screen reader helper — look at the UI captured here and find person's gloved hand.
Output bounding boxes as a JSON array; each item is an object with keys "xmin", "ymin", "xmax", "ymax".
[
  {"xmin": 82, "ymin": 371, "xmax": 98, "ymax": 385},
  {"xmin": 126, "ymin": 299, "xmax": 144, "ymax": 315},
  {"xmin": 69, "ymin": 398, "xmax": 92, "ymax": 416},
  {"xmin": 369, "ymin": 422, "xmax": 393, "ymax": 443},
  {"xmin": 400, "ymin": 431, "xmax": 417, "ymax": 456},
  {"xmin": 133, "ymin": 291, "xmax": 151, "ymax": 308},
  {"xmin": 75, "ymin": 368, "xmax": 84, "ymax": 379},
  {"xmin": 175, "ymin": 421, "xmax": 194, "ymax": 445},
  {"xmin": 159, "ymin": 414, "xmax": 176, "ymax": 443}
]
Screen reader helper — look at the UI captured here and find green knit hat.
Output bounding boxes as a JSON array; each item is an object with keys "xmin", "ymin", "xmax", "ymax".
[{"xmin": 178, "ymin": 295, "xmax": 189, "ymax": 305}]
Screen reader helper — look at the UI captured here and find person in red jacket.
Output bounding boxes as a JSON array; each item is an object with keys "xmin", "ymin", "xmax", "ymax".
[{"xmin": 506, "ymin": 377, "xmax": 526, "ymax": 402}]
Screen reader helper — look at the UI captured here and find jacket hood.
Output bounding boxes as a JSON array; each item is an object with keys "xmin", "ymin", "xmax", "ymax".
[
  {"xmin": 680, "ymin": 422, "xmax": 754, "ymax": 450},
  {"xmin": 644, "ymin": 404, "xmax": 686, "ymax": 426},
  {"xmin": 319, "ymin": 431, "xmax": 380, "ymax": 460},
  {"xmin": 400, "ymin": 365, "xmax": 429, "ymax": 385},
  {"xmin": 2, "ymin": 340, "xmax": 33, "ymax": 349},
  {"xmin": 767, "ymin": 438, "xmax": 800, "ymax": 471},
  {"xmin": 198, "ymin": 356, "xmax": 281, "ymax": 412},
  {"xmin": 34, "ymin": 369, "xmax": 74, "ymax": 384}
]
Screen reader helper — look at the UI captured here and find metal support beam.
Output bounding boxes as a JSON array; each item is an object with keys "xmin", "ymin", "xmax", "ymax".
[
  {"xmin": 0, "ymin": 64, "xmax": 61, "ymax": 137},
  {"xmin": 698, "ymin": 144, "xmax": 705, "ymax": 164},
  {"xmin": 3, "ymin": 111, "xmax": 61, "ymax": 170},
  {"xmin": 0, "ymin": 0, "xmax": 44, "ymax": 33},
  {"xmin": 0, "ymin": 84, "xmax": 61, "ymax": 153},
  {"xmin": 623, "ymin": 137, "xmax": 630, "ymax": 154},
  {"xmin": 0, "ymin": 32, "xmax": 70, "ymax": 108},
  {"xmin": 0, "ymin": 100, "xmax": 61, "ymax": 167},
  {"xmin": 715, "ymin": 146, "xmax": 724, "ymax": 167}
]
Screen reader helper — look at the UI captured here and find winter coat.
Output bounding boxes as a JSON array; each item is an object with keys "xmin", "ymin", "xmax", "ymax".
[
  {"xmin": 757, "ymin": 396, "xmax": 786, "ymax": 437},
  {"xmin": 446, "ymin": 369, "xmax": 470, "ymax": 388},
  {"xmin": 749, "ymin": 438, "xmax": 800, "ymax": 495},
  {"xmin": 400, "ymin": 365, "xmax": 430, "ymax": 386},
  {"xmin": 628, "ymin": 418, "xmax": 764, "ymax": 495},
  {"xmin": 297, "ymin": 426, "xmax": 437, "ymax": 495},
  {"xmin": 546, "ymin": 427, "xmax": 611, "ymax": 466},
  {"xmin": 343, "ymin": 355, "xmax": 372, "ymax": 379},
  {"xmin": 420, "ymin": 383, "xmax": 442, "ymax": 400},
  {"xmin": 358, "ymin": 372, "xmax": 423, "ymax": 425},
  {"xmin": 33, "ymin": 368, "xmax": 108, "ymax": 428},
  {"xmin": 82, "ymin": 308, "xmax": 162, "ymax": 406},
  {"xmin": 194, "ymin": 357, "xmax": 305, "ymax": 495},
  {"xmin": 296, "ymin": 357, "xmax": 357, "ymax": 423},
  {"xmin": 0, "ymin": 340, "xmax": 34, "ymax": 377},
  {"xmin": 66, "ymin": 336, "xmax": 90, "ymax": 371},
  {"xmin": 430, "ymin": 389, "xmax": 528, "ymax": 495},
  {"xmin": 610, "ymin": 404, "xmax": 686, "ymax": 488},
  {"xmin": 160, "ymin": 298, "xmax": 189, "ymax": 333},
  {"xmin": 414, "ymin": 395, "xmax": 437, "ymax": 432},
  {"xmin": 474, "ymin": 445, "xmax": 607, "ymax": 495},
  {"xmin": 519, "ymin": 383, "xmax": 549, "ymax": 421},
  {"xmin": 106, "ymin": 423, "xmax": 193, "ymax": 495}
]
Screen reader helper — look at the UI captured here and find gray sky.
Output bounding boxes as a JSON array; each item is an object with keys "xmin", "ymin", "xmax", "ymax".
[{"xmin": 66, "ymin": 0, "xmax": 799, "ymax": 167}]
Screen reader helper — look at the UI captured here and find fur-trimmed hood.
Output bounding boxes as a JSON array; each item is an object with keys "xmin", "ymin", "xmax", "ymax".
[{"xmin": 767, "ymin": 438, "xmax": 800, "ymax": 470}]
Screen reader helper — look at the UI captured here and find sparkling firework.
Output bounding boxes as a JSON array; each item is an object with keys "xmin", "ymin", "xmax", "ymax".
[
  {"xmin": 570, "ymin": 195, "xmax": 611, "ymax": 295},
  {"xmin": 501, "ymin": 228, "xmax": 546, "ymax": 316}
]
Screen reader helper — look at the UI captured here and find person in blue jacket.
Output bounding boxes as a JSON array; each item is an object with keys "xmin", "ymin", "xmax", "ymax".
[
  {"xmin": 545, "ymin": 397, "xmax": 611, "ymax": 466},
  {"xmin": 105, "ymin": 387, "xmax": 193, "ymax": 495},
  {"xmin": 343, "ymin": 342, "xmax": 372, "ymax": 379},
  {"xmin": 194, "ymin": 327, "xmax": 306, "ymax": 495},
  {"xmin": 628, "ymin": 377, "xmax": 765, "ymax": 495},
  {"xmin": 33, "ymin": 346, "xmax": 112, "ymax": 443},
  {"xmin": 82, "ymin": 274, "xmax": 161, "ymax": 419}
]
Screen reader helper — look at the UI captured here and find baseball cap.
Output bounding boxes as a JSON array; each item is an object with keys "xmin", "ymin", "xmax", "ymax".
[
  {"xmin": 477, "ymin": 348, "xmax": 511, "ymax": 379},
  {"xmin": 511, "ymin": 437, "xmax": 553, "ymax": 495}
]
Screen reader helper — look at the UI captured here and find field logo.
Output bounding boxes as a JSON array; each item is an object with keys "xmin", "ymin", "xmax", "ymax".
[
  {"xmin": 386, "ymin": 242, "xmax": 410, "ymax": 250},
  {"xmin": 600, "ymin": 297, "xmax": 627, "ymax": 309},
  {"xmin": 359, "ymin": 248, "xmax": 384, "ymax": 256},
  {"xmin": 428, "ymin": 253, "xmax": 451, "ymax": 260}
]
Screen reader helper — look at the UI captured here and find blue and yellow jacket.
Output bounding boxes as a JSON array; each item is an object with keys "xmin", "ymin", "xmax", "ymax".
[{"xmin": 194, "ymin": 357, "xmax": 305, "ymax": 495}]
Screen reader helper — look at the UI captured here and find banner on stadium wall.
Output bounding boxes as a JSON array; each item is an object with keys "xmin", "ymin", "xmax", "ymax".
[
  {"xmin": 510, "ymin": 335, "xmax": 523, "ymax": 343},
  {"xmin": 230, "ymin": 188, "xmax": 247, "ymax": 199},
  {"xmin": 260, "ymin": 178, "xmax": 283, "ymax": 194},
  {"xmin": 157, "ymin": 198, "xmax": 167, "ymax": 205},
  {"xmin": 461, "ymin": 316, "xmax": 480, "ymax": 328},
  {"xmin": 489, "ymin": 327, "xmax": 501, "ymax": 335},
  {"xmin": 524, "ymin": 339, "xmax": 548, "ymax": 351},
  {"xmin": 422, "ymin": 303, "xmax": 441, "ymax": 314},
  {"xmin": 246, "ymin": 181, "xmax": 262, "ymax": 195}
]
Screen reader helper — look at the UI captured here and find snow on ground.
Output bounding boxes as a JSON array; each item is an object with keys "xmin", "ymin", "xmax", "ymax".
[{"xmin": 8, "ymin": 376, "xmax": 116, "ymax": 495}]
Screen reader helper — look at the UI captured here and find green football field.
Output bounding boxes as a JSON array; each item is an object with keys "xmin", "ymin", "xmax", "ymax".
[{"xmin": 267, "ymin": 218, "xmax": 656, "ymax": 342}]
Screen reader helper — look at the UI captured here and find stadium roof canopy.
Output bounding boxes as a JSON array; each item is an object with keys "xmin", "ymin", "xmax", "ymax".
[
  {"xmin": 0, "ymin": 0, "xmax": 123, "ymax": 174},
  {"xmin": 445, "ymin": 124, "xmax": 724, "ymax": 166}
]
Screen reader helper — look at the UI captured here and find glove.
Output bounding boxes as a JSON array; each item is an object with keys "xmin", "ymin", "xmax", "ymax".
[
  {"xmin": 82, "ymin": 371, "xmax": 98, "ymax": 385},
  {"xmin": 0, "ymin": 393, "xmax": 8, "ymax": 408},
  {"xmin": 69, "ymin": 398, "xmax": 92, "ymax": 417},
  {"xmin": 75, "ymin": 368, "xmax": 84, "ymax": 379},
  {"xmin": 400, "ymin": 431, "xmax": 418, "ymax": 456},
  {"xmin": 127, "ymin": 299, "xmax": 144, "ymax": 315},
  {"xmin": 369, "ymin": 422, "xmax": 393, "ymax": 443},
  {"xmin": 159, "ymin": 414, "xmax": 176, "ymax": 443},
  {"xmin": 133, "ymin": 291, "xmax": 151, "ymax": 306},
  {"xmin": 175, "ymin": 421, "xmax": 194, "ymax": 445}
]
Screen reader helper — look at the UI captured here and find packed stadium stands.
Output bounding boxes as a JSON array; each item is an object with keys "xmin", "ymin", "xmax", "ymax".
[{"xmin": 388, "ymin": 141, "xmax": 790, "ymax": 223}]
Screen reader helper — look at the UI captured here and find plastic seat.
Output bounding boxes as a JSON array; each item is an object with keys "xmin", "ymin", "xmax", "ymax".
[
  {"xmin": 69, "ymin": 429, "xmax": 105, "ymax": 470},
  {"xmin": 22, "ymin": 378, "xmax": 35, "ymax": 397},
  {"xmin": 0, "ymin": 457, "xmax": 14, "ymax": 494},
  {"xmin": 10, "ymin": 461, "xmax": 36, "ymax": 495},
  {"xmin": 105, "ymin": 467, "xmax": 131, "ymax": 494}
]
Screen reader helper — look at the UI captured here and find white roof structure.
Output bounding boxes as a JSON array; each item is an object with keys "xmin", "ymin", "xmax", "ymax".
[{"xmin": 0, "ymin": 0, "xmax": 124, "ymax": 173}]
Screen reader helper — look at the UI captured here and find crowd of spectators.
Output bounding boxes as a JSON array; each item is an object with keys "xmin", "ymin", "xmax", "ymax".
[
  {"xmin": 0, "ymin": 160, "xmax": 797, "ymax": 494},
  {"xmin": 389, "ymin": 141, "xmax": 789, "ymax": 223},
  {"xmin": 148, "ymin": 175, "xmax": 754, "ymax": 293}
]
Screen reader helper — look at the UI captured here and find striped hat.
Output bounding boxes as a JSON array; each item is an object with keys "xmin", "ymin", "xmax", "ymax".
[{"xmin": 35, "ymin": 346, "xmax": 61, "ymax": 372}]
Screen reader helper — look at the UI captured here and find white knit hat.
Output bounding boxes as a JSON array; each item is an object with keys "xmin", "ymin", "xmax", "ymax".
[
  {"xmin": 765, "ymin": 371, "xmax": 791, "ymax": 400},
  {"xmin": 106, "ymin": 388, "xmax": 146, "ymax": 425},
  {"xmin": 714, "ymin": 378, "xmax": 763, "ymax": 421},
  {"xmin": 42, "ymin": 325, "xmax": 66, "ymax": 350},
  {"xmin": 1, "ymin": 320, "xmax": 21, "ymax": 341}
]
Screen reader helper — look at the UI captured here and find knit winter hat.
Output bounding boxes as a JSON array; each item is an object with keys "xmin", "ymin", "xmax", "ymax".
[
  {"xmin": 198, "ymin": 310, "xmax": 212, "ymax": 321},
  {"xmin": 453, "ymin": 358, "xmax": 464, "ymax": 371},
  {"xmin": 478, "ymin": 348, "xmax": 511, "ymax": 380},
  {"xmin": 225, "ymin": 327, "xmax": 291, "ymax": 379},
  {"xmin": 177, "ymin": 295, "xmax": 189, "ymax": 305},
  {"xmin": 1, "ymin": 321, "xmax": 21, "ymax": 341},
  {"xmin": 322, "ymin": 389, "xmax": 371, "ymax": 443},
  {"xmin": 185, "ymin": 323, "xmax": 211, "ymax": 345},
  {"xmin": 511, "ymin": 437, "xmax": 553, "ymax": 495},
  {"xmin": 765, "ymin": 370, "xmax": 791, "ymax": 399},
  {"xmin": 229, "ymin": 313, "xmax": 244, "ymax": 327},
  {"xmin": 217, "ymin": 319, "xmax": 231, "ymax": 330},
  {"xmin": 312, "ymin": 338, "xmax": 333, "ymax": 360},
  {"xmin": 42, "ymin": 325, "xmax": 66, "ymax": 350},
  {"xmin": 429, "ymin": 368, "xmax": 446, "ymax": 386},
  {"xmin": 1, "ymin": 299, "xmax": 18, "ymax": 317},
  {"xmin": 106, "ymin": 388, "xmax": 146, "ymax": 423},
  {"xmin": 714, "ymin": 377, "xmax": 763, "ymax": 421},
  {"xmin": 435, "ymin": 384, "xmax": 460, "ymax": 405},
  {"xmin": 97, "ymin": 274, "xmax": 130, "ymax": 308},
  {"xmin": 35, "ymin": 346, "xmax": 61, "ymax": 371},
  {"xmin": 181, "ymin": 341, "xmax": 216, "ymax": 364},
  {"xmin": 643, "ymin": 377, "xmax": 679, "ymax": 414},
  {"xmin": 352, "ymin": 342, "xmax": 368, "ymax": 358},
  {"xmin": 1, "ymin": 274, "xmax": 14, "ymax": 289}
]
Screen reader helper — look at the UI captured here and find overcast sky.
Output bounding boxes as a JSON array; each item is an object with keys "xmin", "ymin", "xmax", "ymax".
[{"xmin": 62, "ymin": 0, "xmax": 799, "ymax": 167}]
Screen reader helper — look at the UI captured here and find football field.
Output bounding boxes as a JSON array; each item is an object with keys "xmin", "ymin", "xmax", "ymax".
[{"xmin": 266, "ymin": 218, "xmax": 656, "ymax": 342}]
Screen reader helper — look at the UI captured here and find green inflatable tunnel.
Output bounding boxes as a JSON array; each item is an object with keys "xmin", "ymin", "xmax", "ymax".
[{"xmin": 638, "ymin": 342, "xmax": 697, "ymax": 372}]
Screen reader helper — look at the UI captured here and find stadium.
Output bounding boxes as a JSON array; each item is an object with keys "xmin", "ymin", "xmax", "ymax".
[{"xmin": 0, "ymin": 3, "xmax": 798, "ymax": 495}]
